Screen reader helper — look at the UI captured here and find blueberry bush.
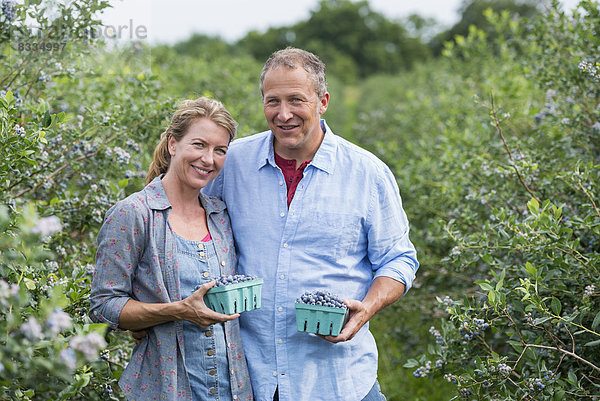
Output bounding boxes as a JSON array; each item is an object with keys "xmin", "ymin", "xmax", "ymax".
[
  {"xmin": 354, "ymin": 2, "xmax": 599, "ymax": 400},
  {"xmin": 0, "ymin": 1, "xmax": 264, "ymax": 398}
]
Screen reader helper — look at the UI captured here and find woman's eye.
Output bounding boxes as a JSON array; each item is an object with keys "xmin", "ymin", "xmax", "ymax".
[
  {"xmin": 193, "ymin": 142, "xmax": 204, "ymax": 147},
  {"xmin": 216, "ymin": 148, "xmax": 227, "ymax": 155}
]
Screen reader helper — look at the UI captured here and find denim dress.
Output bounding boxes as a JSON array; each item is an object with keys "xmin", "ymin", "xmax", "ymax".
[{"xmin": 176, "ymin": 233, "xmax": 232, "ymax": 401}]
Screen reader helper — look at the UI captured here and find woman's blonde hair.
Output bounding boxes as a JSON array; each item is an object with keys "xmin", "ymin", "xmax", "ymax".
[{"xmin": 145, "ymin": 97, "xmax": 237, "ymax": 185}]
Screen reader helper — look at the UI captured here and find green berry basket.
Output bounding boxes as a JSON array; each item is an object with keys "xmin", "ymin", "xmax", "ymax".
[
  {"xmin": 294, "ymin": 303, "xmax": 348, "ymax": 336},
  {"xmin": 204, "ymin": 278, "xmax": 263, "ymax": 315}
]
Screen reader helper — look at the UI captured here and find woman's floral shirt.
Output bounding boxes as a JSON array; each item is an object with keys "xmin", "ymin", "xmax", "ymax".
[{"xmin": 90, "ymin": 177, "xmax": 253, "ymax": 401}]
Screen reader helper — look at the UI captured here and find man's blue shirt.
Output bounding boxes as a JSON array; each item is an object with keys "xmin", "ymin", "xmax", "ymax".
[{"xmin": 204, "ymin": 120, "xmax": 418, "ymax": 401}]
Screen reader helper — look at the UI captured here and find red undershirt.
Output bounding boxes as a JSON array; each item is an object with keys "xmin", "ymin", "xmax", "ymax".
[{"xmin": 274, "ymin": 152, "xmax": 311, "ymax": 207}]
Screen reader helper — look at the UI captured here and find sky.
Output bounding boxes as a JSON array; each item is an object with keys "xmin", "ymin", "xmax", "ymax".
[{"xmin": 99, "ymin": 0, "xmax": 581, "ymax": 45}]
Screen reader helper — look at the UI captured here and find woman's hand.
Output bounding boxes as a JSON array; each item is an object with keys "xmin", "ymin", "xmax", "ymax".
[
  {"xmin": 119, "ymin": 281, "xmax": 239, "ymax": 331},
  {"xmin": 179, "ymin": 281, "xmax": 240, "ymax": 328}
]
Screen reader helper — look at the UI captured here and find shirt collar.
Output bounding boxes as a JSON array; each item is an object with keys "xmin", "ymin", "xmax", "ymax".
[
  {"xmin": 257, "ymin": 119, "xmax": 337, "ymax": 174},
  {"xmin": 145, "ymin": 175, "xmax": 226, "ymax": 214}
]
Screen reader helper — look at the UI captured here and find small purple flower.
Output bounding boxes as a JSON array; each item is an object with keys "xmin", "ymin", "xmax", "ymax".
[
  {"xmin": 0, "ymin": 280, "xmax": 19, "ymax": 307},
  {"xmin": 46, "ymin": 309, "xmax": 72, "ymax": 334},
  {"xmin": 21, "ymin": 317, "xmax": 44, "ymax": 341},
  {"xmin": 70, "ymin": 332, "xmax": 107, "ymax": 361},
  {"xmin": 32, "ymin": 216, "xmax": 62, "ymax": 237},
  {"xmin": 59, "ymin": 347, "xmax": 77, "ymax": 370},
  {"xmin": 583, "ymin": 284, "xmax": 596, "ymax": 298}
]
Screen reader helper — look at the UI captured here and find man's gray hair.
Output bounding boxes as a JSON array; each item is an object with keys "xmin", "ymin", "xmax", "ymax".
[{"xmin": 260, "ymin": 47, "xmax": 328, "ymax": 98}]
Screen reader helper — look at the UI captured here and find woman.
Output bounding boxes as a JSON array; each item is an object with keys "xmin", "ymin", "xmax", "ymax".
[{"xmin": 89, "ymin": 97, "xmax": 253, "ymax": 401}]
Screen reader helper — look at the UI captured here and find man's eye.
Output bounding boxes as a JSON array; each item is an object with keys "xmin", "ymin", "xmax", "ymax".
[{"xmin": 193, "ymin": 142, "xmax": 204, "ymax": 147}]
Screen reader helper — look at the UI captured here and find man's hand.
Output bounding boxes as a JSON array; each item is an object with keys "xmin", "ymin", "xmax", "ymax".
[
  {"xmin": 131, "ymin": 330, "xmax": 147, "ymax": 344},
  {"xmin": 319, "ymin": 277, "xmax": 406, "ymax": 343},
  {"xmin": 320, "ymin": 299, "xmax": 370, "ymax": 343}
]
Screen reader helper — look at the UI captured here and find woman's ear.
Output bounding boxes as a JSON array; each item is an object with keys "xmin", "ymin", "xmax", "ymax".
[{"xmin": 167, "ymin": 135, "xmax": 176, "ymax": 157}]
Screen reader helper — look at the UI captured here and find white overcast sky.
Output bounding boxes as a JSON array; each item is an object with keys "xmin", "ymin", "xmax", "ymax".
[{"xmin": 99, "ymin": 0, "xmax": 581, "ymax": 45}]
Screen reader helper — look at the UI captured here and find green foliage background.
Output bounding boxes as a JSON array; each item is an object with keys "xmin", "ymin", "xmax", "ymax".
[{"xmin": 1, "ymin": 0, "xmax": 598, "ymax": 400}]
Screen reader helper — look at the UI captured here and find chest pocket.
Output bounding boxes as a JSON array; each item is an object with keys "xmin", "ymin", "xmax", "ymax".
[{"xmin": 304, "ymin": 212, "xmax": 361, "ymax": 263}]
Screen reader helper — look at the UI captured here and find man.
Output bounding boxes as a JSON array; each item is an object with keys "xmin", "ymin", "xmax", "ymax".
[{"xmin": 204, "ymin": 47, "xmax": 418, "ymax": 401}]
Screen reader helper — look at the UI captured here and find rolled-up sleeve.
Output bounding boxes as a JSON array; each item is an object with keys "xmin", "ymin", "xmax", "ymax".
[
  {"xmin": 367, "ymin": 164, "xmax": 419, "ymax": 293},
  {"xmin": 89, "ymin": 200, "xmax": 146, "ymax": 329}
]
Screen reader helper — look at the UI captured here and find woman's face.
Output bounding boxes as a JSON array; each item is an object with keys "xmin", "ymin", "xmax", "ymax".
[{"xmin": 166, "ymin": 118, "xmax": 230, "ymax": 190}]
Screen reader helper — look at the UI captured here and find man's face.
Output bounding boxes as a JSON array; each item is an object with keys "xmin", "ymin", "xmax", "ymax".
[{"xmin": 262, "ymin": 66, "xmax": 329, "ymax": 160}]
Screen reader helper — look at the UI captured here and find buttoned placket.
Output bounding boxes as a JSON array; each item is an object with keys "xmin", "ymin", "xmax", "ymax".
[
  {"xmin": 272, "ymin": 164, "xmax": 312, "ymax": 398},
  {"xmin": 178, "ymin": 232, "xmax": 232, "ymax": 400}
]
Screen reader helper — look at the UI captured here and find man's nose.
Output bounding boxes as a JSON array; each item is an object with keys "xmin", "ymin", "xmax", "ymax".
[{"xmin": 278, "ymin": 102, "xmax": 293, "ymax": 121}]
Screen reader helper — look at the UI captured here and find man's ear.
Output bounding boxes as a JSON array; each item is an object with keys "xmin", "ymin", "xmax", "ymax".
[{"xmin": 319, "ymin": 92, "xmax": 330, "ymax": 115}]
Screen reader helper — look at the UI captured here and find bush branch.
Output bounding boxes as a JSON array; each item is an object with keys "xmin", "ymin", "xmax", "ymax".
[{"xmin": 488, "ymin": 92, "xmax": 540, "ymax": 203}]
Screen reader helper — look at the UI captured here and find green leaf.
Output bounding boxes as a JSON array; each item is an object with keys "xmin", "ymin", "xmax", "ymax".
[
  {"xmin": 567, "ymin": 370, "xmax": 577, "ymax": 385},
  {"xmin": 507, "ymin": 340, "xmax": 523, "ymax": 352},
  {"xmin": 403, "ymin": 358, "xmax": 419, "ymax": 368},
  {"xmin": 23, "ymin": 277, "xmax": 36, "ymax": 290},
  {"xmin": 525, "ymin": 262, "xmax": 537, "ymax": 278},
  {"xmin": 553, "ymin": 390, "xmax": 565, "ymax": 401},
  {"xmin": 533, "ymin": 316, "xmax": 552, "ymax": 325},
  {"xmin": 110, "ymin": 367, "xmax": 123, "ymax": 380},
  {"xmin": 550, "ymin": 297, "xmax": 561, "ymax": 315},
  {"xmin": 592, "ymin": 311, "xmax": 600, "ymax": 331},
  {"xmin": 476, "ymin": 281, "xmax": 493, "ymax": 291},
  {"xmin": 583, "ymin": 339, "xmax": 600, "ymax": 347},
  {"xmin": 496, "ymin": 269, "xmax": 506, "ymax": 291},
  {"xmin": 527, "ymin": 197, "xmax": 540, "ymax": 215},
  {"xmin": 5, "ymin": 90, "xmax": 14, "ymax": 103},
  {"xmin": 87, "ymin": 323, "xmax": 108, "ymax": 335},
  {"xmin": 42, "ymin": 110, "xmax": 52, "ymax": 128},
  {"xmin": 488, "ymin": 290, "xmax": 496, "ymax": 304},
  {"xmin": 427, "ymin": 344, "xmax": 437, "ymax": 355}
]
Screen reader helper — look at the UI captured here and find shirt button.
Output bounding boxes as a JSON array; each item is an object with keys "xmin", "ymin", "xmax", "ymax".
[
  {"xmin": 280, "ymin": 212, "xmax": 285, "ymax": 217},
  {"xmin": 205, "ymin": 330, "xmax": 212, "ymax": 337},
  {"xmin": 278, "ymin": 339, "xmax": 283, "ymax": 344},
  {"xmin": 209, "ymin": 369, "xmax": 216, "ymax": 375},
  {"xmin": 273, "ymin": 372, "xmax": 277, "ymax": 377},
  {"xmin": 199, "ymin": 250, "xmax": 205, "ymax": 256},
  {"xmin": 278, "ymin": 306, "xmax": 283, "ymax": 312},
  {"xmin": 207, "ymin": 349, "xmax": 214, "ymax": 356},
  {"xmin": 279, "ymin": 274, "xmax": 285, "ymax": 280},
  {"xmin": 283, "ymin": 243, "xmax": 288, "ymax": 248},
  {"xmin": 279, "ymin": 180, "xmax": 283, "ymax": 185},
  {"xmin": 203, "ymin": 272, "xmax": 209, "ymax": 278},
  {"xmin": 197, "ymin": 243, "xmax": 203, "ymax": 249},
  {"xmin": 221, "ymin": 260, "xmax": 226, "ymax": 266},
  {"xmin": 209, "ymin": 387, "xmax": 216, "ymax": 394},
  {"xmin": 233, "ymin": 395, "xmax": 238, "ymax": 400}
]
